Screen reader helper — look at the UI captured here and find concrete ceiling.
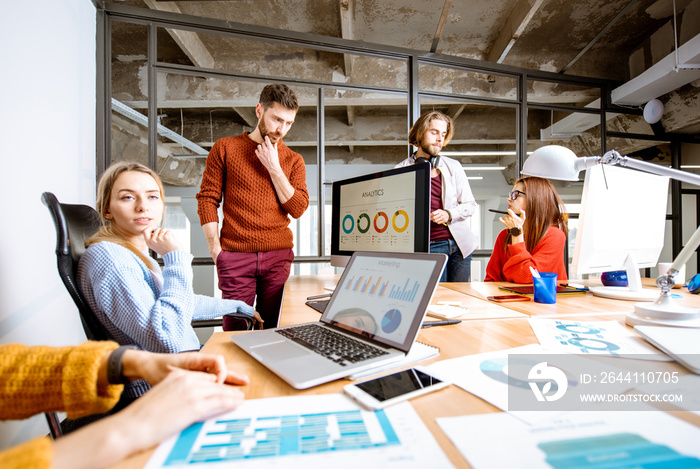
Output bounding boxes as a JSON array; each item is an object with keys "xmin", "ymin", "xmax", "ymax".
[{"xmin": 106, "ymin": 0, "xmax": 700, "ymax": 187}]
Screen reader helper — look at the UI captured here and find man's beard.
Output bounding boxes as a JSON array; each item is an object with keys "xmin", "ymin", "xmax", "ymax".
[
  {"xmin": 420, "ymin": 141, "xmax": 441, "ymax": 157},
  {"xmin": 258, "ymin": 119, "xmax": 283, "ymax": 144}
]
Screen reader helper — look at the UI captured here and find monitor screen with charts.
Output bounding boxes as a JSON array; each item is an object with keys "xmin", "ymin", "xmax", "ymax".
[{"xmin": 330, "ymin": 164, "xmax": 431, "ymax": 268}]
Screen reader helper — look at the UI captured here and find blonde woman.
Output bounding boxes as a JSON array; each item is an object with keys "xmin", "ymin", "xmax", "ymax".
[{"xmin": 78, "ymin": 162, "xmax": 258, "ymax": 396}]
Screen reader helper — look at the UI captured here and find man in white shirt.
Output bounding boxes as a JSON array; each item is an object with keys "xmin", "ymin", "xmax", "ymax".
[{"xmin": 395, "ymin": 110, "xmax": 478, "ymax": 281}]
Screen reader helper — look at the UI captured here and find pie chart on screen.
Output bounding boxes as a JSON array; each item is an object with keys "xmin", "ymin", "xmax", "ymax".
[{"xmin": 381, "ymin": 309, "xmax": 402, "ymax": 333}]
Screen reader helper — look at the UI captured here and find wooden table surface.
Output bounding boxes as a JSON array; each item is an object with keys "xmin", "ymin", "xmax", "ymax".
[{"xmin": 111, "ymin": 275, "xmax": 700, "ymax": 468}]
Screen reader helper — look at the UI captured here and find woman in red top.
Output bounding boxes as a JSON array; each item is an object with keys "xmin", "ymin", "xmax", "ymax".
[{"xmin": 485, "ymin": 176, "xmax": 568, "ymax": 283}]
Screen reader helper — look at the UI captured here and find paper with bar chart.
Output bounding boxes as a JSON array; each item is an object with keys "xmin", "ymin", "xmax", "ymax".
[
  {"xmin": 145, "ymin": 394, "xmax": 451, "ymax": 469},
  {"xmin": 325, "ymin": 255, "xmax": 437, "ymax": 344}
]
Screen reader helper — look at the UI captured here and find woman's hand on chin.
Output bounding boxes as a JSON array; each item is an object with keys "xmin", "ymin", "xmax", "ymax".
[{"xmin": 143, "ymin": 227, "xmax": 183, "ymax": 256}]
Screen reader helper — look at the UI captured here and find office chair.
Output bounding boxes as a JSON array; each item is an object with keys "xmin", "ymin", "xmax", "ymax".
[{"xmin": 42, "ymin": 192, "xmax": 112, "ymax": 341}]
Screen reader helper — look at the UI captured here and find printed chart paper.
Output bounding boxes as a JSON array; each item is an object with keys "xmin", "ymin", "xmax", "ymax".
[
  {"xmin": 424, "ymin": 344, "xmax": 633, "ymax": 425},
  {"xmin": 145, "ymin": 393, "xmax": 452, "ymax": 469},
  {"xmin": 529, "ymin": 319, "xmax": 672, "ymax": 361},
  {"xmin": 437, "ymin": 408, "xmax": 700, "ymax": 469}
]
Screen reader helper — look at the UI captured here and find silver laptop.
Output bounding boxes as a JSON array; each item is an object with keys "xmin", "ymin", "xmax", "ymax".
[{"xmin": 231, "ymin": 251, "xmax": 447, "ymax": 389}]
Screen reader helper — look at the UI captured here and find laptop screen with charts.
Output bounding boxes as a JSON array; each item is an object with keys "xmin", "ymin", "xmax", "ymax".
[{"xmin": 230, "ymin": 251, "xmax": 447, "ymax": 389}]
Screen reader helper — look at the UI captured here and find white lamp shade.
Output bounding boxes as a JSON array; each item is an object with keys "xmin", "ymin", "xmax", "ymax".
[{"xmin": 522, "ymin": 145, "xmax": 581, "ymax": 181}]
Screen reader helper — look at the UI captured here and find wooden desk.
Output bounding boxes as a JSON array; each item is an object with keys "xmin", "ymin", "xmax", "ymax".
[
  {"xmin": 282, "ymin": 275, "xmax": 527, "ymax": 324},
  {"xmin": 111, "ymin": 276, "xmax": 700, "ymax": 469},
  {"xmin": 444, "ymin": 279, "xmax": 700, "ymax": 319}
]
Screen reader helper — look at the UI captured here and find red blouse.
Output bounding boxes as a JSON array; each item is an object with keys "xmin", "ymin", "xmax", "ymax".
[{"xmin": 485, "ymin": 226, "xmax": 568, "ymax": 283}]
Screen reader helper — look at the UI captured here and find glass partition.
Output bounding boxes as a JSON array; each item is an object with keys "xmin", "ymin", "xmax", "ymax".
[
  {"xmin": 111, "ymin": 20, "xmax": 149, "ymax": 166},
  {"xmin": 104, "ymin": 8, "xmax": 686, "ymax": 287},
  {"xmin": 419, "ymin": 64, "xmax": 518, "ymax": 101},
  {"xmin": 420, "ymin": 97, "xmax": 518, "ymax": 281},
  {"xmin": 152, "ymin": 73, "xmax": 319, "ymax": 264},
  {"xmin": 527, "ymin": 79, "xmax": 600, "ymax": 108}
]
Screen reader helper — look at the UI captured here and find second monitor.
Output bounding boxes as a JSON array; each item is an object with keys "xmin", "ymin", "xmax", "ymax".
[
  {"xmin": 571, "ymin": 164, "xmax": 669, "ymax": 301},
  {"xmin": 330, "ymin": 164, "xmax": 431, "ymax": 268}
]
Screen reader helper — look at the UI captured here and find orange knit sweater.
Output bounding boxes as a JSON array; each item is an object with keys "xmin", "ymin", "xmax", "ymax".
[
  {"xmin": 196, "ymin": 133, "xmax": 309, "ymax": 252},
  {"xmin": 0, "ymin": 341, "xmax": 123, "ymax": 469}
]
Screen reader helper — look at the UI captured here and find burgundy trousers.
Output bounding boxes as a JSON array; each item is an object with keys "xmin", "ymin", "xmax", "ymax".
[{"xmin": 216, "ymin": 248, "xmax": 293, "ymax": 329}]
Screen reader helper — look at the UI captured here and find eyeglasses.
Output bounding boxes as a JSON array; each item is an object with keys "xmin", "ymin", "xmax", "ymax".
[{"xmin": 508, "ymin": 190, "xmax": 526, "ymax": 200}]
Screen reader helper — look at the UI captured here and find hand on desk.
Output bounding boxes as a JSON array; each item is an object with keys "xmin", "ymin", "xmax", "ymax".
[
  {"xmin": 121, "ymin": 349, "xmax": 251, "ymax": 386},
  {"xmin": 53, "ymin": 368, "xmax": 247, "ymax": 469}
]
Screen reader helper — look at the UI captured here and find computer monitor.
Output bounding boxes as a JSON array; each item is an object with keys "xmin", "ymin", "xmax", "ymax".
[
  {"xmin": 330, "ymin": 164, "xmax": 431, "ymax": 268},
  {"xmin": 571, "ymin": 164, "xmax": 669, "ymax": 301}
]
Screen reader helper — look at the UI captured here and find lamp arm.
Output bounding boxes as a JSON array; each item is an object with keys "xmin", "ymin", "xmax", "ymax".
[
  {"xmin": 601, "ymin": 150, "xmax": 700, "ymax": 186},
  {"xmin": 670, "ymin": 225, "xmax": 700, "ymax": 274},
  {"xmin": 574, "ymin": 156, "xmax": 601, "ymax": 173}
]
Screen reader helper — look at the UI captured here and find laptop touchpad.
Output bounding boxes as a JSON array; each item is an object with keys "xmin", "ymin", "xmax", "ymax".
[{"xmin": 253, "ymin": 340, "xmax": 313, "ymax": 360}]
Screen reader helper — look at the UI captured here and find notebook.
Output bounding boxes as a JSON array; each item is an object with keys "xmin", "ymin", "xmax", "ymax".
[
  {"xmin": 498, "ymin": 284, "xmax": 588, "ymax": 295},
  {"xmin": 634, "ymin": 325, "xmax": 700, "ymax": 374},
  {"xmin": 231, "ymin": 251, "xmax": 447, "ymax": 389}
]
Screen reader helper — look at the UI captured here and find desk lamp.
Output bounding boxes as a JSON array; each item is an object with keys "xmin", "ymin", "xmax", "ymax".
[{"xmin": 522, "ymin": 145, "xmax": 700, "ymax": 328}]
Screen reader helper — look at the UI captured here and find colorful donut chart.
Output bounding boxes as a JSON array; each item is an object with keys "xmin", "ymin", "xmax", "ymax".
[
  {"xmin": 357, "ymin": 213, "xmax": 371, "ymax": 233},
  {"xmin": 342, "ymin": 214, "xmax": 355, "ymax": 234},
  {"xmin": 392, "ymin": 209, "xmax": 409, "ymax": 232},
  {"xmin": 373, "ymin": 212, "xmax": 389, "ymax": 233}
]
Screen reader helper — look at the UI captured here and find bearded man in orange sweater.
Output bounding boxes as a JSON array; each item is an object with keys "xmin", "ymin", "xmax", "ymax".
[{"xmin": 197, "ymin": 84, "xmax": 309, "ymax": 329}]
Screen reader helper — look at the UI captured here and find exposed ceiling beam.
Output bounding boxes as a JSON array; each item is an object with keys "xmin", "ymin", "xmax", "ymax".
[
  {"xmin": 612, "ymin": 33, "xmax": 700, "ymax": 105},
  {"xmin": 339, "ymin": 0, "xmax": 354, "ymax": 77},
  {"xmin": 447, "ymin": 103, "xmax": 467, "ymax": 120},
  {"xmin": 161, "ymin": 138, "xmax": 518, "ymax": 149},
  {"xmin": 346, "ymin": 106, "xmax": 355, "ymax": 126},
  {"xmin": 486, "ymin": 0, "xmax": 545, "ymax": 64},
  {"xmin": 339, "ymin": 0, "xmax": 355, "ymax": 126},
  {"xmin": 233, "ymin": 106, "xmax": 258, "ymax": 128},
  {"xmin": 430, "ymin": 0, "xmax": 453, "ymax": 53},
  {"xmin": 121, "ymin": 93, "xmax": 596, "ymax": 110},
  {"xmin": 559, "ymin": 0, "xmax": 638, "ymax": 73},
  {"xmin": 143, "ymin": 0, "xmax": 215, "ymax": 69},
  {"xmin": 112, "ymin": 98, "xmax": 208, "ymax": 155}
]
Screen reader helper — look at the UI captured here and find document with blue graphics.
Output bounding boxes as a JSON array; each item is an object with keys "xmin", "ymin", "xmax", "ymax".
[
  {"xmin": 437, "ymin": 407, "xmax": 700, "ymax": 469},
  {"xmin": 145, "ymin": 393, "xmax": 452, "ymax": 469}
]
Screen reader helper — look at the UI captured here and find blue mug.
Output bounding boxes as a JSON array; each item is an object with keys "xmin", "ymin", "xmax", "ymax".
[{"xmin": 601, "ymin": 270, "xmax": 628, "ymax": 287}]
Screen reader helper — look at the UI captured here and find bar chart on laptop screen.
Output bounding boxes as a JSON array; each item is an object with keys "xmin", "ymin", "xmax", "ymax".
[
  {"xmin": 343, "ymin": 275, "xmax": 421, "ymax": 303},
  {"xmin": 327, "ymin": 255, "xmax": 435, "ymax": 341}
]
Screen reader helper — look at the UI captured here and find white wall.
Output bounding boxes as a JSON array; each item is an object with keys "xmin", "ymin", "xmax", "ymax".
[{"xmin": 0, "ymin": 0, "xmax": 97, "ymax": 450}]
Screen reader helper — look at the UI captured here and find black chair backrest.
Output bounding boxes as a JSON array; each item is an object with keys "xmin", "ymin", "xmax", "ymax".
[{"xmin": 41, "ymin": 192, "xmax": 112, "ymax": 341}]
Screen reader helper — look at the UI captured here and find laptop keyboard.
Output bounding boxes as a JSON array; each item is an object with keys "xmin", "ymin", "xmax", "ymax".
[{"xmin": 276, "ymin": 324, "xmax": 389, "ymax": 366}]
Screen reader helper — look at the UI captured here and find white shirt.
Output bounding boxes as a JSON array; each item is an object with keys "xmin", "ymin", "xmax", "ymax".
[{"xmin": 396, "ymin": 155, "xmax": 478, "ymax": 258}]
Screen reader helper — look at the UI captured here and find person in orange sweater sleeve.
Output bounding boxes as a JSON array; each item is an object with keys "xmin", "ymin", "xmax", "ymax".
[
  {"xmin": 197, "ymin": 84, "xmax": 309, "ymax": 329},
  {"xmin": 0, "ymin": 341, "xmax": 249, "ymax": 469},
  {"xmin": 485, "ymin": 176, "xmax": 568, "ymax": 284}
]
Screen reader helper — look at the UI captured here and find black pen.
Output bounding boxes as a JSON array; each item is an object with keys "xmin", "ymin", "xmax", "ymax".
[
  {"xmin": 489, "ymin": 209, "xmax": 508, "ymax": 215},
  {"xmin": 306, "ymin": 293, "xmax": 333, "ymax": 300},
  {"xmin": 421, "ymin": 319, "xmax": 462, "ymax": 328}
]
